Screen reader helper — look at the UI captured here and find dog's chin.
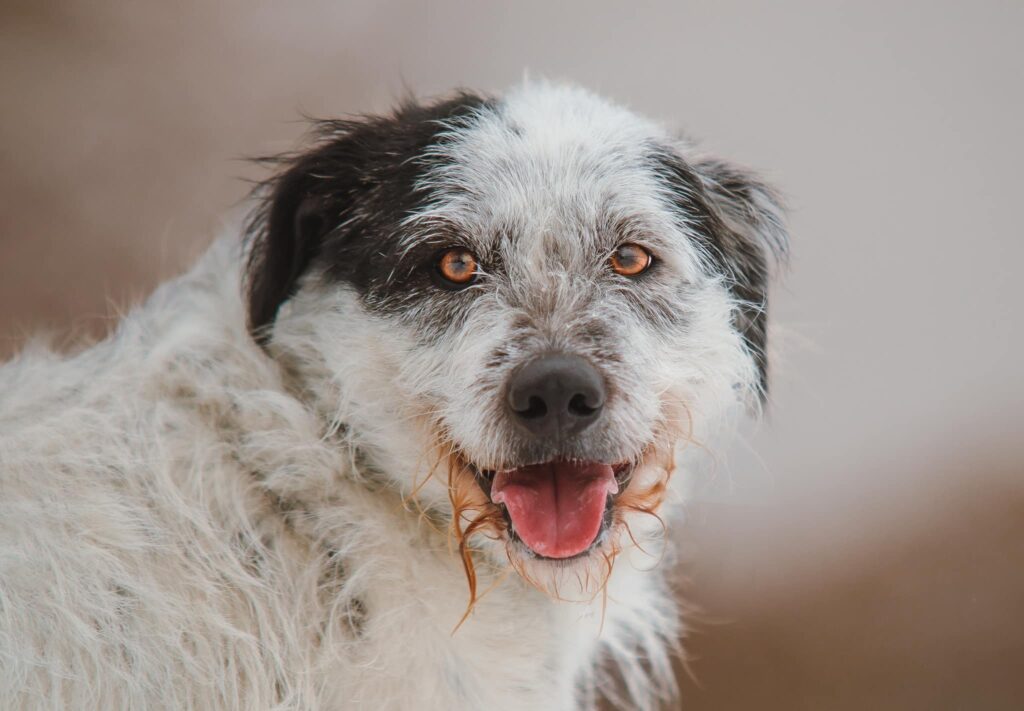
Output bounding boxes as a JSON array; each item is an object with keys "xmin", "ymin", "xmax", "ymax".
[{"xmin": 473, "ymin": 459, "xmax": 635, "ymax": 564}]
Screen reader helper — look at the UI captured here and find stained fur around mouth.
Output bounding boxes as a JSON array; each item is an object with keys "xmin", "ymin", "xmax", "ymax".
[{"xmin": 472, "ymin": 460, "xmax": 634, "ymax": 561}]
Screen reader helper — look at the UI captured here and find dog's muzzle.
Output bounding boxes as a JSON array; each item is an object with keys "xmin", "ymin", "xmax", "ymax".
[{"xmin": 470, "ymin": 353, "xmax": 627, "ymax": 560}]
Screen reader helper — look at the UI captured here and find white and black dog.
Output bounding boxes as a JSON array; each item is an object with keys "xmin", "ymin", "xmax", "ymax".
[{"xmin": 0, "ymin": 83, "xmax": 786, "ymax": 710}]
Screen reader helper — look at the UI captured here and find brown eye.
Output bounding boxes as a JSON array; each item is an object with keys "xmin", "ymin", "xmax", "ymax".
[
  {"xmin": 609, "ymin": 243, "xmax": 653, "ymax": 277},
  {"xmin": 436, "ymin": 247, "xmax": 479, "ymax": 287}
]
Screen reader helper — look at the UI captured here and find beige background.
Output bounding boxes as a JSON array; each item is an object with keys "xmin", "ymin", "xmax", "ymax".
[{"xmin": 2, "ymin": 1, "xmax": 1022, "ymax": 708}]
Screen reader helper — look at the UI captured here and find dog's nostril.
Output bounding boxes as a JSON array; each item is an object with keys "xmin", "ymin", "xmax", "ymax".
[
  {"xmin": 506, "ymin": 354, "xmax": 606, "ymax": 438},
  {"xmin": 567, "ymin": 393, "xmax": 597, "ymax": 417},
  {"xmin": 519, "ymin": 396, "xmax": 548, "ymax": 420}
]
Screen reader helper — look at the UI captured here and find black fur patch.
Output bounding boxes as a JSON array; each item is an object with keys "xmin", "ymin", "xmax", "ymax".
[
  {"xmin": 649, "ymin": 148, "xmax": 788, "ymax": 398},
  {"xmin": 245, "ymin": 92, "xmax": 494, "ymax": 341}
]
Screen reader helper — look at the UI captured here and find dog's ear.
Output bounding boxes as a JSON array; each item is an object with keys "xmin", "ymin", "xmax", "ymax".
[
  {"xmin": 693, "ymin": 157, "xmax": 788, "ymax": 400},
  {"xmin": 245, "ymin": 158, "xmax": 325, "ymax": 344},
  {"xmin": 654, "ymin": 150, "xmax": 788, "ymax": 400},
  {"xmin": 244, "ymin": 119, "xmax": 382, "ymax": 345}
]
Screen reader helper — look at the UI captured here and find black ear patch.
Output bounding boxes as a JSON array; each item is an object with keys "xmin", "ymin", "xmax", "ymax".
[
  {"xmin": 652, "ymin": 150, "xmax": 788, "ymax": 400},
  {"xmin": 244, "ymin": 92, "xmax": 493, "ymax": 344},
  {"xmin": 245, "ymin": 161, "xmax": 328, "ymax": 343}
]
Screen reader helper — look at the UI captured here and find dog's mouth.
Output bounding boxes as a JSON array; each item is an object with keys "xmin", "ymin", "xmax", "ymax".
[{"xmin": 474, "ymin": 460, "xmax": 633, "ymax": 560}]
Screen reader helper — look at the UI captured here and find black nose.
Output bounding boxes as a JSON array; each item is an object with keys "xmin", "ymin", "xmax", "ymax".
[{"xmin": 506, "ymin": 354, "xmax": 606, "ymax": 439}]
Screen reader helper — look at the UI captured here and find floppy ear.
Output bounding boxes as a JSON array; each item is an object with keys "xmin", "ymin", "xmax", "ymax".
[
  {"xmin": 245, "ymin": 159, "xmax": 328, "ymax": 343},
  {"xmin": 654, "ymin": 149, "xmax": 788, "ymax": 399},
  {"xmin": 691, "ymin": 157, "xmax": 788, "ymax": 400}
]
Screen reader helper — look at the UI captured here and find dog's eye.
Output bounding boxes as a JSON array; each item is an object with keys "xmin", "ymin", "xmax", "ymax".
[
  {"xmin": 609, "ymin": 243, "xmax": 653, "ymax": 277},
  {"xmin": 435, "ymin": 247, "xmax": 479, "ymax": 288}
]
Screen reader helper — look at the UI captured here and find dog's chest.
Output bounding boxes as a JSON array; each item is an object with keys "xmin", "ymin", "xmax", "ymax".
[{"xmin": 318, "ymin": 532, "xmax": 604, "ymax": 710}]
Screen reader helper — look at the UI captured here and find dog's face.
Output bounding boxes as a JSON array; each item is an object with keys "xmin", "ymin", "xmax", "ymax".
[{"xmin": 246, "ymin": 84, "xmax": 785, "ymax": 594}]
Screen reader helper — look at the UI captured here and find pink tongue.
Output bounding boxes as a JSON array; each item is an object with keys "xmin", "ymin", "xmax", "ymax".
[{"xmin": 491, "ymin": 461, "xmax": 617, "ymax": 559}]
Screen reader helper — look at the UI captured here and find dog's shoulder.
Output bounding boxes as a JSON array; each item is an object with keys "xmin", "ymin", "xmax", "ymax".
[{"xmin": 0, "ymin": 237, "xmax": 337, "ymax": 707}]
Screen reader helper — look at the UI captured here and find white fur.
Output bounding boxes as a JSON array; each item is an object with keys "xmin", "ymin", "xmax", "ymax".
[
  {"xmin": 0, "ymin": 241, "xmax": 676, "ymax": 710},
  {"xmin": 0, "ymin": 84, "xmax": 778, "ymax": 710}
]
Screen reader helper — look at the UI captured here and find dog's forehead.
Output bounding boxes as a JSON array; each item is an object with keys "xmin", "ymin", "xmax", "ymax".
[{"xmin": 408, "ymin": 85, "xmax": 685, "ymax": 262}]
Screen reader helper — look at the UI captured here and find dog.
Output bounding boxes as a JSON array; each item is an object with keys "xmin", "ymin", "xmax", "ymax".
[{"xmin": 0, "ymin": 82, "xmax": 786, "ymax": 710}]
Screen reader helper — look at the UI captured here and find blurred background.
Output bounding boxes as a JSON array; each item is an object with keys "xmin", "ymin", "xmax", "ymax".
[{"xmin": 2, "ymin": 1, "xmax": 1022, "ymax": 708}]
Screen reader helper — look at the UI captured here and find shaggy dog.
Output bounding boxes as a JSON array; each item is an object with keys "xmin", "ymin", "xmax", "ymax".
[{"xmin": 0, "ymin": 83, "xmax": 786, "ymax": 710}]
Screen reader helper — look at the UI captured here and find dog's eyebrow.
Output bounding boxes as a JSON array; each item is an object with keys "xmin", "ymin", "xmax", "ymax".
[
  {"xmin": 396, "ymin": 213, "xmax": 496, "ymax": 261},
  {"xmin": 597, "ymin": 212, "xmax": 657, "ymax": 245}
]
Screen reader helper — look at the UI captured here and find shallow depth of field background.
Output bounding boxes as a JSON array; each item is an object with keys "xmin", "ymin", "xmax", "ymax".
[{"xmin": 2, "ymin": 2, "xmax": 1022, "ymax": 708}]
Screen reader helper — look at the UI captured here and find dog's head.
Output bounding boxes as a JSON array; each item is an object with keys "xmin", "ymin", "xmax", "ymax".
[{"xmin": 245, "ymin": 84, "xmax": 786, "ymax": 597}]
